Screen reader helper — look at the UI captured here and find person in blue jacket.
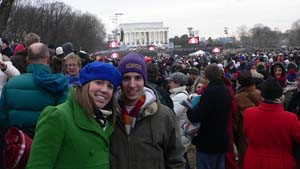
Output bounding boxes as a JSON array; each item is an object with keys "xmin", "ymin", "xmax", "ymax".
[
  {"xmin": 0, "ymin": 42, "xmax": 70, "ymax": 168},
  {"xmin": 0, "ymin": 43, "xmax": 69, "ymax": 136}
]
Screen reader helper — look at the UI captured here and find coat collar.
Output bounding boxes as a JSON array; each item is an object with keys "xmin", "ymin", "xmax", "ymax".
[
  {"xmin": 115, "ymin": 87, "xmax": 158, "ymax": 120},
  {"xmin": 68, "ymin": 88, "xmax": 113, "ymax": 143},
  {"xmin": 208, "ymin": 79, "xmax": 224, "ymax": 86},
  {"xmin": 258, "ymin": 102, "xmax": 284, "ymax": 111},
  {"xmin": 237, "ymin": 85, "xmax": 256, "ymax": 93},
  {"xmin": 169, "ymin": 86, "xmax": 187, "ymax": 95}
]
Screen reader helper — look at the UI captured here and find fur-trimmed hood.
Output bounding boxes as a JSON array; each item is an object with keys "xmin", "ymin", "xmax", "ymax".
[{"xmin": 270, "ymin": 62, "xmax": 286, "ymax": 78}]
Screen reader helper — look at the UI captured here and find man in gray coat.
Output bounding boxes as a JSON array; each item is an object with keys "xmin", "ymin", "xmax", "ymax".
[{"xmin": 110, "ymin": 52, "xmax": 185, "ymax": 169}]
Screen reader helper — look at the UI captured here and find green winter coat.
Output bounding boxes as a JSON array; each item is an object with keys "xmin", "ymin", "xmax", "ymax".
[{"xmin": 26, "ymin": 89, "xmax": 113, "ymax": 169}]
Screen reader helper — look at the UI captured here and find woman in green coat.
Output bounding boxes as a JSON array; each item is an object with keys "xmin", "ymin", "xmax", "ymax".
[{"xmin": 26, "ymin": 62, "xmax": 122, "ymax": 169}]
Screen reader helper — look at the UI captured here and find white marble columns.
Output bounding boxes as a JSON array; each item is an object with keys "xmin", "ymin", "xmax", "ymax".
[{"xmin": 124, "ymin": 30, "xmax": 168, "ymax": 46}]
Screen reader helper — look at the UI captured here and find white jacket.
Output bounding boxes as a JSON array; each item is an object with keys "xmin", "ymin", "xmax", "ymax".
[
  {"xmin": 0, "ymin": 61, "xmax": 20, "ymax": 96},
  {"xmin": 169, "ymin": 86, "xmax": 191, "ymax": 151}
]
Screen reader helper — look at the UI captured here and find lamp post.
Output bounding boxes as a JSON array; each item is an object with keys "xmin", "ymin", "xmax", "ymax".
[
  {"xmin": 111, "ymin": 13, "xmax": 123, "ymax": 41},
  {"xmin": 187, "ymin": 27, "xmax": 193, "ymax": 37},
  {"xmin": 224, "ymin": 27, "xmax": 229, "ymax": 48}
]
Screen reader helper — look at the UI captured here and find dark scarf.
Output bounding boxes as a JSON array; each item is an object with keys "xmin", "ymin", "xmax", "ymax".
[{"xmin": 94, "ymin": 109, "xmax": 108, "ymax": 128}]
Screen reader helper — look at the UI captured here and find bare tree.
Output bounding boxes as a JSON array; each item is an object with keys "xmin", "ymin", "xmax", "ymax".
[
  {"xmin": 0, "ymin": 0, "xmax": 15, "ymax": 36},
  {"xmin": 236, "ymin": 25, "xmax": 252, "ymax": 48},
  {"xmin": 71, "ymin": 12, "xmax": 106, "ymax": 51},
  {"xmin": 250, "ymin": 24, "xmax": 280, "ymax": 48},
  {"xmin": 2, "ymin": 0, "xmax": 106, "ymax": 53},
  {"xmin": 288, "ymin": 19, "xmax": 300, "ymax": 46}
]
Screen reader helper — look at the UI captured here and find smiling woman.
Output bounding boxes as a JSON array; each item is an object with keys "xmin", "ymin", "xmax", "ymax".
[
  {"xmin": 63, "ymin": 52, "xmax": 82, "ymax": 84},
  {"xmin": 26, "ymin": 62, "xmax": 122, "ymax": 169}
]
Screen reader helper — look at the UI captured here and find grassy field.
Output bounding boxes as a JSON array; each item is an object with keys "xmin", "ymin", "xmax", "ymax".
[{"xmin": 187, "ymin": 144, "xmax": 196, "ymax": 168}]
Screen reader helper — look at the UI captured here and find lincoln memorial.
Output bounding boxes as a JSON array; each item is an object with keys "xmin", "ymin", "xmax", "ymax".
[{"xmin": 120, "ymin": 22, "xmax": 169, "ymax": 47}]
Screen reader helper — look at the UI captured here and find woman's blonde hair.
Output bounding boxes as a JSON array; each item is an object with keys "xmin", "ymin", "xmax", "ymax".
[
  {"xmin": 63, "ymin": 52, "xmax": 82, "ymax": 74},
  {"xmin": 191, "ymin": 76, "xmax": 207, "ymax": 93},
  {"xmin": 74, "ymin": 83, "xmax": 117, "ymax": 125}
]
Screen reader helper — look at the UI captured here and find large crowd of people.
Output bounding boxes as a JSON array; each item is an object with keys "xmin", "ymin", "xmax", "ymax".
[{"xmin": 0, "ymin": 33, "xmax": 300, "ymax": 169}]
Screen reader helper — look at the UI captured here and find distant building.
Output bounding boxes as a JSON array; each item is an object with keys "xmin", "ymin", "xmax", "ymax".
[
  {"xmin": 218, "ymin": 37, "xmax": 234, "ymax": 43},
  {"xmin": 120, "ymin": 22, "xmax": 169, "ymax": 47}
]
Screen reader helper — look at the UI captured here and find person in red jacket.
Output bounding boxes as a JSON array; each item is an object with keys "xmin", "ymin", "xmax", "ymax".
[
  {"xmin": 243, "ymin": 79, "xmax": 300, "ymax": 169},
  {"xmin": 223, "ymin": 76, "xmax": 239, "ymax": 169}
]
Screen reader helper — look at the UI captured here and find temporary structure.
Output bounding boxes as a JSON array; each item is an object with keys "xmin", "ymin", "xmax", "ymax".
[{"xmin": 189, "ymin": 50, "xmax": 205, "ymax": 56}]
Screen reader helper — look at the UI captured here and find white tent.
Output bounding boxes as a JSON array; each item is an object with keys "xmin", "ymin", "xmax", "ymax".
[{"xmin": 189, "ymin": 50, "xmax": 205, "ymax": 56}]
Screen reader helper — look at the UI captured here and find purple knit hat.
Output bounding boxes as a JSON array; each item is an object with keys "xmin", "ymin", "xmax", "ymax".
[{"xmin": 118, "ymin": 52, "xmax": 147, "ymax": 83}]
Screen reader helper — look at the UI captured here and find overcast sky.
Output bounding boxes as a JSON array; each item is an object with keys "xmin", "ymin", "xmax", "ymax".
[{"xmin": 59, "ymin": 0, "xmax": 300, "ymax": 39}]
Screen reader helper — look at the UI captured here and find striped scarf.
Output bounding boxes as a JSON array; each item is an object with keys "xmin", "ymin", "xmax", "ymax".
[{"xmin": 119, "ymin": 95, "xmax": 145, "ymax": 135}]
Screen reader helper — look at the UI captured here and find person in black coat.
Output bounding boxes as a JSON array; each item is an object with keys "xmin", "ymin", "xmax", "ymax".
[
  {"xmin": 187, "ymin": 63, "xmax": 232, "ymax": 169},
  {"xmin": 1, "ymin": 39, "xmax": 13, "ymax": 57},
  {"xmin": 287, "ymin": 73, "xmax": 300, "ymax": 169},
  {"xmin": 146, "ymin": 62, "xmax": 174, "ymax": 111},
  {"xmin": 287, "ymin": 74, "xmax": 300, "ymax": 117}
]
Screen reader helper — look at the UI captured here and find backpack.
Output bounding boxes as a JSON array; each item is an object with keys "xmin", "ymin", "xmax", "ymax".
[
  {"xmin": 177, "ymin": 91, "xmax": 201, "ymax": 138},
  {"xmin": 2, "ymin": 127, "xmax": 32, "ymax": 169}
]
